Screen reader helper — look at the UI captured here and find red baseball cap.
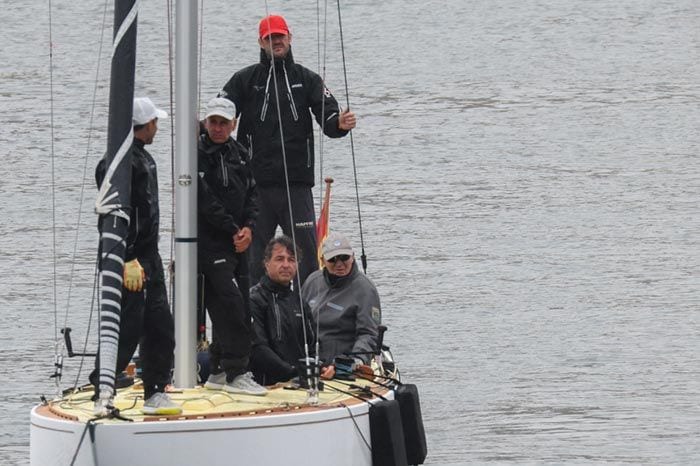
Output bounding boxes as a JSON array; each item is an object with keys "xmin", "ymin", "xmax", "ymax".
[{"xmin": 259, "ymin": 15, "xmax": 289, "ymax": 39}]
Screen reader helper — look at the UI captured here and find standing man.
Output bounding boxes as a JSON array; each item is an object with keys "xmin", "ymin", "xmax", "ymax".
[
  {"xmin": 197, "ymin": 97, "xmax": 267, "ymax": 396},
  {"xmin": 249, "ymin": 235, "xmax": 334, "ymax": 385},
  {"xmin": 301, "ymin": 231, "xmax": 380, "ymax": 367},
  {"xmin": 219, "ymin": 14, "xmax": 357, "ymax": 287},
  {"xmin": 92, "ymin": 97, "xmax": 181, "ymax": 416}
]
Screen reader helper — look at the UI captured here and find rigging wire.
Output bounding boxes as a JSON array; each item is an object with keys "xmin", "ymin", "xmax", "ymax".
[
  {"xmin": 60, "ymin": 0, "xmax": 113, "ymax": 390},
  {"xmin": 48, "ymin": 0, "xmax": 111, "ymax": 393},
  {"xmin": 335, "ymin": 0, "xmax": 367, "ymax": 273},
  {"xmin": 166, "ymin": 0, "xmax": 176, "ymax": 300},
  {"xmin": 198, "ymin": 0, "xmax": 205, "ymax": 117},
  {"xmin": 316, "ymin": 0, "xmax": 329, "ymax": 206},
  {"xmin": 48, "ymin": 0, "xmax": 60, "ymax": 394},
  {"xmin": 261, "ymin": 2, "xmax": 319, "ymax": 394}
]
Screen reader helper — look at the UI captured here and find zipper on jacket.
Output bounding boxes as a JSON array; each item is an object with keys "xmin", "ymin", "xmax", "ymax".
[
  {"xmin": 306, "ymin": 139, "xmax": 311, "ymax": 168},
  {"xmin": 133, "ymin": 207, "xmax": 139, "ymax": 243},
  {"xmin": 219, "ymin": 153, "xmax": 228, "ymax": 187},
  {"xmin": 247, "ymin": 134, "xmax": 254, "ymax": 159},
  {"xmin": 260, "ymin": 67, "xmax": 273, "ymax": 121},
  {"xmin": 273, "ymin": 294, "xmax": 281, "ymax": 340},
  {"xmin": 282, "ymin": 63, "xmax": 299, "ymax": 121}
]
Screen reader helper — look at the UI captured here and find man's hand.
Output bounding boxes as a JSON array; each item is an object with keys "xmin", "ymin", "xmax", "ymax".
[
  {"xmin": 233, "ymin": 226, "xmax": 253, "ymax": 252},
  {"xmin": 123, "ymin": 259, "xmax": 145, "ymax": 292},
  {"xmin": 320, "ymin": 365, "xmax": 336, "ymax": 380},
  {"xmin": 338, "ymin": 110, "xmax": 356, "ymax": 131}
]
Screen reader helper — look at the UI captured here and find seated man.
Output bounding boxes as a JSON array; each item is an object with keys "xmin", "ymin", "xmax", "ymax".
[
  {"xmin": 249, "ymin": 235, "xmax": 333, "ymax": 384},
  {"xmin": 301, "ymin": 231, "xmax": 381, "ymax": 370}
]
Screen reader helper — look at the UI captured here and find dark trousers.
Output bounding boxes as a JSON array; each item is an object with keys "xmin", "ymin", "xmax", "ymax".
[
  {"xmin": 249, "ymin": 185, "xmax": 318, "ymax": 287},
  {"xmin": 90, "ymin": 253, "xmax": 175, "ymax": 400},
  {"xmin": 200, "ymin": 248, "xmax": 251, "ymax": 379}
]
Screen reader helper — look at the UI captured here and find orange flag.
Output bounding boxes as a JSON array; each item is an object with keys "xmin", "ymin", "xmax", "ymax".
[{"xmin": 316, "ymin": 177, "xmax": 333, "ymax": 268}]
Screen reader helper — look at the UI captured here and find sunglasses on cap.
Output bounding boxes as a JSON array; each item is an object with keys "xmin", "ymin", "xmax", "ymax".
[{"xmin": 327, "ymin": 254, "xmax": 351, "ymax": 263}]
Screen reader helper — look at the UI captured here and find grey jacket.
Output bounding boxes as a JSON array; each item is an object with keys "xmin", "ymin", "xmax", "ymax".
[{"xmin": 301, "ymin": 263, "xmax": 381, "ymax": 364}]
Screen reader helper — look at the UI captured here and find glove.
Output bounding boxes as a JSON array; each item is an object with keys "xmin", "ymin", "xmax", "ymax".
[{"xmin": 123, "ymin": 259, "xmax": 145, "ymax": 292}]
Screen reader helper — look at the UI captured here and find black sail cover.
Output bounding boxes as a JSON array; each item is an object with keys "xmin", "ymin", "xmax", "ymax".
[{"xmin": 93, "ymin": 0, "xmax": 138, "ymax": 403}]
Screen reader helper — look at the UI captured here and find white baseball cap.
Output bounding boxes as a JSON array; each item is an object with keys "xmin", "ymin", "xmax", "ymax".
[
  {"xmin": 133, "ymin": 97, "xmax": 168, "ymax": 126},
  {"xmin": 205, "ymin": 97, "xmax": 236, "ymax": 121},
  {"xmin": 322, "ymin": 231, "xmax": 354, "ymax": 260}
]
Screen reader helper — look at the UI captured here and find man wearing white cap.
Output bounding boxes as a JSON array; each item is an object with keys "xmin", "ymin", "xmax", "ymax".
[
  {"xmin": 301, "ymin": 231, "xmax": 381, "ymax": 369},
  {"xmin": 197, "ymin": 97, "xmax": 267, "ymax": 395},
  {"xmin": 92, "ymin": 97, "xmax": 181, "ymax": 415}
]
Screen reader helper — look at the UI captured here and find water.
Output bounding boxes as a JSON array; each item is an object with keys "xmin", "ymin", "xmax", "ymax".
[{"xmin": 2, "ymin": 0, "xmax": 699, "ymax": 464}]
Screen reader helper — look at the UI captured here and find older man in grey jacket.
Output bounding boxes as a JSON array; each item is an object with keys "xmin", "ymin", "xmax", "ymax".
[{"xmin": 301, "ymin": 232, "xmax": 381, "ymax": 366}]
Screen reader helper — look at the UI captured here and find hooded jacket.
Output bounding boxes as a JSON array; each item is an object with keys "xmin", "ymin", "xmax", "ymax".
[
  {"xmin": 220, "ymin": 48, "xmax": 349, "ymax": 188},
  {"xmin": 301, "ymin": 262, "xmax": 381, "ymax": 364},
  {"xmin": 197, "ymin": 134, "xmax": 258, "ymax": 253},
  {"xmin": 250, "ymin": 274, "xmax": 317, "ymax": 385}
]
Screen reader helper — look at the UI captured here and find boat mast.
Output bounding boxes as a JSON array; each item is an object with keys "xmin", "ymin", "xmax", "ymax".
[
  {"xmin": 93, "ymin": 0, "xmax": 137, "ymax": 404},
  {"xmin": 173, "ymin": 0, "xmax": 199, "ymax": 388}
]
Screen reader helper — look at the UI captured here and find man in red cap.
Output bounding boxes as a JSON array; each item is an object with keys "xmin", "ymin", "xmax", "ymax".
[{"xmin": 219, "ymin": 14, "xmax": 357, "ymax": 288}]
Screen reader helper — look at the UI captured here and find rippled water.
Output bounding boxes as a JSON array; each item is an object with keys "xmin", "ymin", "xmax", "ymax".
[{"xmin": 2, "ymin": 0, "xmax": 699, "ymax": 464}]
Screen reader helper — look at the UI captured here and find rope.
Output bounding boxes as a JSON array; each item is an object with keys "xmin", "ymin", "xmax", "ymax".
[{"xmin": 335, "ymin": 0, "xmax": 367, "ymax": 273}]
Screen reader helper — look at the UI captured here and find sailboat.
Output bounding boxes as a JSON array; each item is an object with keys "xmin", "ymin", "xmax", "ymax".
[{"xmin": 29, "ymin": 1, "xmax": 426, "ymax": 465}]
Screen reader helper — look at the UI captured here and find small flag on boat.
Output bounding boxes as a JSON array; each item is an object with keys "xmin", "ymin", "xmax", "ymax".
[{"xmin": 316, "ymin": 177, "xmax": 333, "ymax": 268}]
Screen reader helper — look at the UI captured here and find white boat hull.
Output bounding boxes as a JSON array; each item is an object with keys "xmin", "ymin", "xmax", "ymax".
[{"xmin": 30, "ymin": 390, "xmax": 389, "ymax": 466}]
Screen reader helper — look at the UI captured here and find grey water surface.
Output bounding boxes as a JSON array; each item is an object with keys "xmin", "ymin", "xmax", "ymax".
[{"xmin": 1, "ymin": 0, "xmax": 698, "ymax": 464}]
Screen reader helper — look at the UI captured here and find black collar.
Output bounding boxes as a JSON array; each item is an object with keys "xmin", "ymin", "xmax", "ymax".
[{"xmin": 259, "ymin": 47, "xmax": 295, "ymax": 69}]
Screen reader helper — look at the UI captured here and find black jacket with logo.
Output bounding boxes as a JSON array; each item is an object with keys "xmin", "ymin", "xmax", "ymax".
[
  {"xmin": 220, "ymin": 48, "xmax": 349, "ymax": 188},
  {"xmin": 197, "ymin": 134, "xmax": 258, "ymax": 253},
  {"xmin": 249, "ymin": 274, "xmax": 317, "ymax": 385},
  {"xmin": 96, "ymin": 139, "xmax": 160, "ymax": 261}
]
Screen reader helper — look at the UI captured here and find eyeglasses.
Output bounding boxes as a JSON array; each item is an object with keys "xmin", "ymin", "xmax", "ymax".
[{"xmin": 327, "ymin": 254, "xmax": 351, "ymax": 264}]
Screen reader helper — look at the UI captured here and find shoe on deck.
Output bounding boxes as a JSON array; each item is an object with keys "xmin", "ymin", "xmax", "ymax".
[
  {"xmin": 93, "ymin": 395, "xmax": 114, "ymax": 417},
  {"xmin": 204, "ymin": 371, "xmax": 226, "ymax": 390},
  {"xmin": 224, "ymin": 372, "xmax": 267, "ymax": 396},
  {"xmin": 141, "ymin": 392, "xmax": 182, "ymax": 415}
]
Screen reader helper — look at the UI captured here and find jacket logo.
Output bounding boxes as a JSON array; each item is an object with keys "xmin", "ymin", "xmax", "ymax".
[
  {"xmin": 291, "ymin": 83, "xmax": 303, "ymax": 89},
  {"xmin": 253, "ymin": 85, "xmax": 264, "ymax": 91}
]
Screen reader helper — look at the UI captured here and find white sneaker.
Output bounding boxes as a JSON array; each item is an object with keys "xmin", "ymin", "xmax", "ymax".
[
  {"xmin": 204, "ymin": 372, "xmax": 227, "ymax": 390},
  {"xmin": 141, "ymin": 392, "xmax": 182, "ymax": 415},
  {"xmin": 224, "ymin": 372, "xmax": 268, "ymax": 396}
]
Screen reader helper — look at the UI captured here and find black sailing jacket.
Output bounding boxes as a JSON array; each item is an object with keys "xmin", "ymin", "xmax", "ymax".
[
  {"xmin": 197, "ymin": 134, "xmax": 258, "ymax": 253},
  {"xmin": 220, "ymin": 48, "xmax": 349, "ymax": 188},
  {"xmin": 249, "ymin": 274, "xmax": 317, "ymax": 385},
  {"xmin": 96, "ymin": 139, "xmax": 160, "ymax": 261}
]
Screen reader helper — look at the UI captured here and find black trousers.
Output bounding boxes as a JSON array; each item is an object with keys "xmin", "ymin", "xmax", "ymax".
[
  {"xmin": 200, "ymin": 248, "xmax": 251, "ymax": 379},
  {"xmin": 248, "ymin": 185, "xmax": 318, "ymax": 287},
  {"xmin": 91, "ymin": 252, "xmax": 175, "ymax": 400}
]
